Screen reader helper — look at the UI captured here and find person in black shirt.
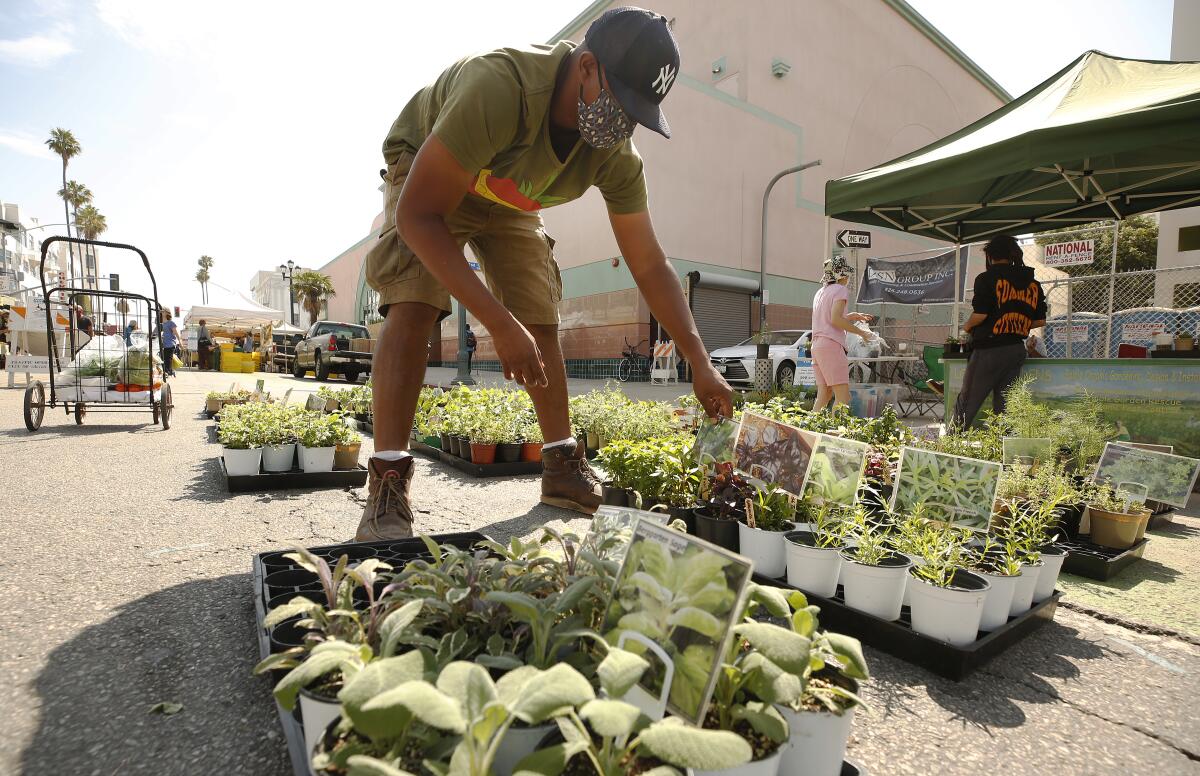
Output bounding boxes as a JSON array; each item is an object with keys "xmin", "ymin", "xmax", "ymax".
[
  {"xmin": 952, "ymin": 235, "xmax": 1047, "ymax": 429},
  {"xmin": 465, "ymin": 324, "xmax": 477, "ymax": 373}
]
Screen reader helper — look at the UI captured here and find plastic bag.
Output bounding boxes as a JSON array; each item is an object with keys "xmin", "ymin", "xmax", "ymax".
[
  {"xmin": 60, "ymin": 334, "xmax": 125, "ymax": 385},
  {"xmin": 171, "ymin": 354, "xmax": 184, "ymax": 370},
  {"xmin": 847, "ymin": 323, "xmax": 888, "ymax": 359},
  {"xmin": 109, "ymin": 343, "xmax": 163, "ymax": 386}
]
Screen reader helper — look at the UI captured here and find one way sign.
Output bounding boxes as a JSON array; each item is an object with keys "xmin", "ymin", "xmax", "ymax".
[{"xmin": 836, "ymin": 229, "xmax": 871, "ymax": 249}]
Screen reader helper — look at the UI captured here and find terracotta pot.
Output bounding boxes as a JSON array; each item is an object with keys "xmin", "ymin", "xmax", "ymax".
[
  {"xmin": 334, "ymin": 442, "xmax": 361, "ymax": 470},
  {"xmin": 1088, "ymin": 505, "xmax": 1146, "ymax": 549},
  {"xmin": 470, "ymin": 442, "xmax": 497, "ymax": 465},
  {"xmin": 520, "ymin": 442, "xmax": 543, "ymax": 462}
]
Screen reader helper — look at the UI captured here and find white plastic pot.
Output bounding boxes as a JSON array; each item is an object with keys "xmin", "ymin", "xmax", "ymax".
[
  {"xmin": 262, "ymin": 443, "xmax": 297, "ymax": 472},
  {"xmin": 222, "ymin": 446, "xmax": 262, "ymax": 476},
  {"xmin": 836, "ymin": 538, "xmax": 859, "ymax": 588},
  {"xmin": 299, "ymin": 688, "xmax": 340, "ymax": 772},
  {"xmin": 784, "ymin": 533, "xmax": 842, "ymax": 597},
  {"xmin": 299, "ymin": 445, "xmax": 335, "ymax": 473},
  {"xmin": 738, "ymin": 523, "xmax": 786, "ymax": 578},
  {"xmin": 1033, "ymin": 547, "xmax": 1066, "ymax": 602},
  {"xmin": 777, "ymin": 703, "xmax": 855, "ymax": 776},
  {"xmin": 691, "ymin": 748, "xmax": 782, "ymax": 776},
  {"xmin": 493, "ymin": 722, "xmax": 555, "ymax": 776},
  {"xmin": 907, "ymin": 570, "xmax": 989, "ymax": 646},
  {"xmin": 1008, "ymin": 560, "xmax": 1043, "ymax": 616},
  {"xmin": 839, "ymin": 552, "xmax": 912, "ymax": 621},
  {"xmin": 976, "ymin": 569, "xmax": 1021, "ymax": 631},
  {"xmin": 901, "ymin": 556, "xmax": 926, "ymax": 608}
]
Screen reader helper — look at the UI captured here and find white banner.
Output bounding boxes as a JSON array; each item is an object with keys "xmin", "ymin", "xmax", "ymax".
[
  {"xmin": 1051, "ymin": 324, "xmax": 1091, "ymax": 343},
  {"xmin": 793, "ymin": 359, "xmax": 816, "ymax": 387},
  {"xmin": 1122, "ymin": 322, "xmax": 1166, "ymax": 341},
  {"xmin": 5, "ymin": 354, "xmax": 49, "ymax": 372},
  {"xmin": 1042, "ymin": 239, "xmax": 1094, "ymax": 267}
]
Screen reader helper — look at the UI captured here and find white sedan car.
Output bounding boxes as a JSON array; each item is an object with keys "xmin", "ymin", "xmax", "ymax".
[{"xmin": 708, "ymin": 330, "xmax": 812, "ymax": 389}]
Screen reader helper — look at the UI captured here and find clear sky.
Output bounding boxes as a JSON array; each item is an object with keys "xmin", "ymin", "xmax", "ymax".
[{"xmin": 0, "ymin": 0, "xmax": 1175, "ymax": 310}]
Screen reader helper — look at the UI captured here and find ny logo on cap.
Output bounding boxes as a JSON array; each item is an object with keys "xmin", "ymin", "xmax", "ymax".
[{"xmin": 652, "ymin": 64, "xmax": 676, "ymax": 95}]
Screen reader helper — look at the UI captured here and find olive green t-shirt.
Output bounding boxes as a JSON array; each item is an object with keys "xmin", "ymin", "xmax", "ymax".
[{"xmin": 382, "ymin": 40, "xmax": 648, "ymax": 214}]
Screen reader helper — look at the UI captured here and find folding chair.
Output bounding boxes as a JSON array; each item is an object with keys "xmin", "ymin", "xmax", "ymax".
[{"xmin": 897, "ymin": 345, "xmax": 945, "ymax": 418}]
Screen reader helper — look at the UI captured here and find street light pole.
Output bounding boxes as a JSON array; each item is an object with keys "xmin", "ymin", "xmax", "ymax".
[
  {"xmin": 758, "ymin": 160, "xmax": 821, "ymax": 332},
  {"xmin": 278, "ymin": 260, "xmax": 296, "ymax": 325}
]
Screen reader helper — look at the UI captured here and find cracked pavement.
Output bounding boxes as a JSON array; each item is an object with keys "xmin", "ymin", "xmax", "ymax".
[{"xmin": 1, "ymin": 370, "xmax": 1198, "ymax": 775}]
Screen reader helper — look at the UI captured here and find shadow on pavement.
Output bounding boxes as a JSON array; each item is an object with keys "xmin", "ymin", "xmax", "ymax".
[
  {"xmin": 920, "ymin": 619, "xmax": 1107, "ymax": 732},
  {"xmin": 21, "ymin": 574, "xmax": 289, "ymax": 776}
]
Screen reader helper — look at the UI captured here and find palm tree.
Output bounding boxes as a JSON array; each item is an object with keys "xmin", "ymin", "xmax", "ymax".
[
  {"xmin": 46, "ymin": 128, "xmax": 82, "ymax": 281},
  {"xmin": 197, "ymin": 255, "xmax": 214, "ymax": 303},
  {"xmin": 57, "ymin": 180, "xmax": 92, "ymax": 282},
  {"xmin": 74, "ymin": 205, "xmax": 107, "ymax": 287},
  {"xmin": 291, "ymin": 270, "xmax": 336, "ymax": 325}
]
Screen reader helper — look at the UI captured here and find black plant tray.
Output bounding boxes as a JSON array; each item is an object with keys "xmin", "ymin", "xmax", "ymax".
[
  {"xmin": 220, "ymin": 458, "xmax": 368, "ymax": 492},
  {"xmin": 252, "ymin": 532, "xmax": 490, "ymax": 776},
  {"xmin": 1060, "ymin": 537, "xmax": 1148, "ymax": 580},
  {"xmin": 754, "ymin": 573, "xmax": 1061, "ymax": 681},
  {"xmin": 411, "ymin": 440, "xmax": 542, "ymax": 477},
  {"xmin": 1150, "ymin": 349, "xmax": 1197, "ymax": 358}
]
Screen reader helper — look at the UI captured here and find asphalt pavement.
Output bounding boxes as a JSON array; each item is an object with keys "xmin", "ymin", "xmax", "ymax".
[{"xmin": 1, "ymin": 369, "xmax": 1197, "ymax": 775}]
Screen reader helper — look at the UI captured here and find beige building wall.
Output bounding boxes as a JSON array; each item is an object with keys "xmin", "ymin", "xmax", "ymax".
[{"xmin": 541, "ymin": 0, "xmax": 1007, "ymax": 283}]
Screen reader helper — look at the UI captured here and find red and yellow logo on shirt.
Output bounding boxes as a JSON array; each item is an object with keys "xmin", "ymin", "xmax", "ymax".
[{"xmin": 471, "ymin": 170, "xmax": 566, "ymax": 211}]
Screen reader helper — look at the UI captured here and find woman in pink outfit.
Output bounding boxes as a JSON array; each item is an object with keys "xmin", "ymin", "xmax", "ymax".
[{"xmin": 810, "ymin": 256, "xmax": 874, "ymax": 411}]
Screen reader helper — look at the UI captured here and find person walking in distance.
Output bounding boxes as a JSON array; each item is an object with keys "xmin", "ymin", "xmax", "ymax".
[
  {"xmin": 158, "ymin": 310, "xmax": 180, "ymax": 377},
  {"xmin": 810, "ymin": 256, "xmax": 874, "ymax": 412},
  {"xmin": 952, "ymin": 235, "xmax": 1046, "ymax": 429},
  {"xmin": 356, "ymin": 7, "xmax": 733, "ymax": 541},
  {"xmin": 197, "ymin": 319, "xmax": 212, "ymax": 371},
  {"xmin": 464, "ymin": 323, "xmax": 478, "ymax": 373}
]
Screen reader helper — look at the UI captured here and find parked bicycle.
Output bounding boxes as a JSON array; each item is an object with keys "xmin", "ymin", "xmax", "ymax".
[{"xmin": 618, "ymin": 337, "xmax": 651, "ymax": 382}]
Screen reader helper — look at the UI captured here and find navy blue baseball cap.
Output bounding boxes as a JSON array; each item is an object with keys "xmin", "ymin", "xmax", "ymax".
[{"xmin": 584, "ymin": 7, "xmax": 680, "ymax": 138}]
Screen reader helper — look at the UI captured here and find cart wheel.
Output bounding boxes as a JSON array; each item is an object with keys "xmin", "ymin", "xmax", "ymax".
[
  {"xmin": 23, "ymin": 381, "xmax": 46, "ymax": 431},
  {"xmin": 75, "ymin": 403, "xmax": 86, "ymax": 425},
  {"xmin": 160, "ymin": 383, "xmax": 173, "ymax": 430}
]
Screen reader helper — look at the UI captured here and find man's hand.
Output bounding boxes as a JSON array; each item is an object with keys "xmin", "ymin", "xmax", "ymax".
[
  {"xmin": 492, "ymin": 319, "xmax": 548, "ymax": 387},
  {"xmin": 693, "ymin": 364, "xmax": 733, "ymax": 420}
]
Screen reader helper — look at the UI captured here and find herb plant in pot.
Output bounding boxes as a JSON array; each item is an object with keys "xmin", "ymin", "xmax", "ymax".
[
  {"xmin": 260, "ymin": 405, "xmax": 300, "ymax": 472},
  {"xmin": 839, "ymin": 522, "xmax": 913, "ymax": 621},
  {"xmin": 332, "ymin": 421, "xmax": 363, "ymax": 470},
  {"xmin": 771, "ymin": 590, "xmax": 869, "ymax": 776},
  {"xmin": 737, "ymin": 484, "xmax": 795, "ymax": 578},
  {"xmin": 297, "ymin": 412, "xmax": 343, "ymax": 473},
  {"xmin": 495, "ymin": 414, "xmax": 523, "ymax": 463},
  {"xmin": 694, "ymin": 463, "xmax": 754, "ymax": 551},
  {"xmin": 468, "ymin": 416, "xmax": 500, "ymax": 465},
  {"xmin": 994, "ymin": 501, "xmax": 1045, "ymax": 616},
  {"xmin": 968, "ymin": 536, "xmax": 1023, "ymax": 631},
  {"xmin": 519, "ymin": 412, "xmax": 544, "ymax": 462},
  {"xmin": 785, "ymin": 504, "xmax": 852, "ymax": 597},
  {"xmin": 1086, "ymin": 485, "xmax": 1149, "ymax": 550},
  {"xmin": 905, "ymin": 529, "xmax": 989, "ymax": 646},
  {"xmin": 595, "ymin": 440, "xmax": 633, "ymax": 506},
  {"xmin": 217, "ymin": 412, "xmax": 262, "ymax": 476}
]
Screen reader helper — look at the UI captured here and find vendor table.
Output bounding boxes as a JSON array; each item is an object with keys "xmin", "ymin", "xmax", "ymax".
[
  {"xmin": 848, "ymin": 355, "xmax": 920, "ymax": 384},
  {"xmin": 942, "ymin": 357, "xmax": 1200, "ymax": 459}
]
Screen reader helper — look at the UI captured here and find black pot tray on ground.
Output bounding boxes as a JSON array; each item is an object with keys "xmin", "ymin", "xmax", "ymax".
[
  {"xmin": 220, "ymin": 459, "xmax": 368, "ymax": 492},
  {"xmin": 410, "ymin": 439, "xmax": 543, "ymax": 477},
  {"xmin": 252, "ymin": 531, "xmax": 490, "ymax": 776},
  {"xmin": 754, "ymin": 573, "xmax": 1061, "ymax": 681},
  {"xmin": 1060, "ymin": 537, "xmax": 1149, "ymax": 580}
]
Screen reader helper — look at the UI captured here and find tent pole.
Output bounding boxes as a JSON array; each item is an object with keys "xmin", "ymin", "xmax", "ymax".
[
  {"xmin": 952, "ymin": 241, "xmax": 961, "ymax": 341},
  {"xmin": 1104, "ymin": 221, "xmax": 1120, "ymax": 358}
]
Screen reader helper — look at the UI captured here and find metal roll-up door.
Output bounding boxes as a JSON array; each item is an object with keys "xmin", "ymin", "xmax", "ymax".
[{"xmin": 687, "ymin": 271, "xmax": 755, "ymax": 351}]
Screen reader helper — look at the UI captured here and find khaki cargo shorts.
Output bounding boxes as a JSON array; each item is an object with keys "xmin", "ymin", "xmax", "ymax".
[{"xmin": 365, "ymin": 151, "xmax": 562, "ymax": 325}]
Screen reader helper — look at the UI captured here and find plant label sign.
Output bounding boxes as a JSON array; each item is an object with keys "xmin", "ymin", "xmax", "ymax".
[
  {"xmin": 587, "ymin": 506, "xmax": 669, "ymax": 563},
  {"xmin": 800, "ymin": 433, "xmax": 870, "ymax": 506},
  {"xmin": 1091, "ymin": 442, "xmax": 1200, "ymax": 509},
  {"xmin": 1002, "ymin": 437, "xmax": 1054, "ymax": 465},
  {"xmin": 603, "ymin": 520, "xmax": 753, "ymax": 726},
  {"xmin": 734, "ymin": 412, "xmax": 816, "ymax": 495},
  {"xmin": 1042, "ymin": 239, "xmax": 1094, "ymax": 268},
  {"xmin": 693, "ymin": 417, "xmax": 738, "ymax": 465},
  {"xmin": 891, "ymin": 446, "xmax": 1001, "ymax": 532}
]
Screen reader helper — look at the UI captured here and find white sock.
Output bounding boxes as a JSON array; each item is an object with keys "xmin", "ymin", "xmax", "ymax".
[
  {"xmin": 541, "ymin": 437, "xmax": 576, "ymax": 451},
  {"xmin": 374, "ymin": 450, "xmax": 411, "ymax": 461}
]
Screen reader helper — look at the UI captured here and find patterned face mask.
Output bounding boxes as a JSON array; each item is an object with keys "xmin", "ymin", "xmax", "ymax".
[{"xmin": 577, "ymin": 84, "xmax": 635, "ymax": 149}]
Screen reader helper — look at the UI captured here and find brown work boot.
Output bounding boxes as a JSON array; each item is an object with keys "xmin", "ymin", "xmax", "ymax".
[
  {"xmin": 355, "ymin": 456, "xmax": 415, "ymax": 541},
  {"xmin": 541, "ymin": 444, "xmax": 601, "ymax": 515}
]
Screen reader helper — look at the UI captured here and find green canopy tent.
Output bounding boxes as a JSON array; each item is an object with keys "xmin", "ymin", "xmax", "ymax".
[{"xmin": 825, "ymin": 49, "xmax": 1200, "ymax": 330}]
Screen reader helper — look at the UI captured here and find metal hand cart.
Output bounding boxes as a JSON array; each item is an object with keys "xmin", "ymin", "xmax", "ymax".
[{"xmin": 22, "ymin": 236, "xmax": 173, "ymax": 431}]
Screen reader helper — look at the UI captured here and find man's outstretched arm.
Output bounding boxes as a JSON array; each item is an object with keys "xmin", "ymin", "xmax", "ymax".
[
  {"xmin": 397, "ymin": 135, "xmax": 548, "ymax": 387},
  {"xmin": 609, "ymin": 209, "xmax": 733, "ymax": 419}
]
